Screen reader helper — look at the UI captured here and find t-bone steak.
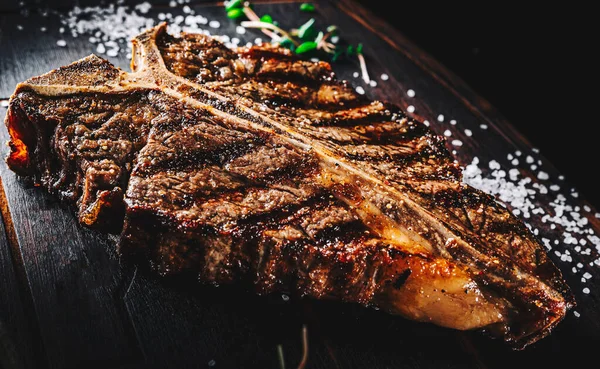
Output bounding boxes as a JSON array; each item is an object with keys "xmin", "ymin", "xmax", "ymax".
[{"xmin": 3, "ymin": 23, "xmax": 574, "ymax": 349}]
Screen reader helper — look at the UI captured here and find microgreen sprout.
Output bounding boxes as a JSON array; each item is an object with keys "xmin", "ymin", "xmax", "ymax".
[
  {"xmin": 224, "ymin": 1, "xmax": 370, "ymax": 83},
  {"xmin": 300, "ymin": 3, "xmax": 316, "ymax": 12}
]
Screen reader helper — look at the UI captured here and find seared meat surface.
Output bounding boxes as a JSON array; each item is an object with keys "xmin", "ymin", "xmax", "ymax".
[{"xmin": 4, "ymin": 23, "xmax": 573, "ymax": 349}]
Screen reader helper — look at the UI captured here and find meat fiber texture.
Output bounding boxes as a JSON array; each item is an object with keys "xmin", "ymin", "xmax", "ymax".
[{"xmin": 3, "ymin": 23, "xmax": 573, "ymax": 349}]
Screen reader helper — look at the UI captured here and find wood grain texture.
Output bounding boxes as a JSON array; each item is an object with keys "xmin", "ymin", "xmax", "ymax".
[
  {"xmin": 1, "ymin": 1, "xmax": 600, "ymax": 368},
  {"xmin": 0, "ymin": 168, "xmax": 39, "ymax": 369}
]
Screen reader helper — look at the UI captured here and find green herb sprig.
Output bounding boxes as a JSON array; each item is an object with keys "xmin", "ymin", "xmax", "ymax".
[{"xmin": 223, "ymin": 0, "xmax": 370, "ymax": 83}]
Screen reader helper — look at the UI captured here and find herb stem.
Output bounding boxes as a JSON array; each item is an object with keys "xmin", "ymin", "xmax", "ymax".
[
  {"xmin": 296, "ymin": 325, "xmax": 309, "ymax": 369},
  {"xmin": 242, "ymin": 4, "xmax": 280, "ymax": 41},
  {"xmin": 277, "ymin": 344, "xmax": 286, "ymax": 369},
  {"xmin": 240, "ymin": 21, "xmax": 298, "ymax": 44},
  {"xmin": 357, "ymin": 53, "xmax": 371, "ymax": 84}
]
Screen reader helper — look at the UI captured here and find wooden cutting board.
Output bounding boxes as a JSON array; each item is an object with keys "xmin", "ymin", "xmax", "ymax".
[{"xmin": 1, "ymin": 1, "xmax": 599, "ymax": 368}]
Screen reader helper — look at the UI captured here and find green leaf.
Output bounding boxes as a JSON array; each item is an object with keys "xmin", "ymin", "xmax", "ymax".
[
  {"xmin": 227, "ymin": 8, "xmax": 245, "ymax": 19},
  {"xmin": 224, "ymin": 0, "xmax": 243, "ymax": 11},
  {"xmin": 295, "ymin": 41, "xmax": 318, "ymax": 54},
  {"xmin": 260, "ymin": 14, "xmax": 273, "ymax": 23},
  {"xmin": 297, "ymin": 18, "xmax": 316, "ymax": 40},
  {"xmin": 300, "ymin": 3, "xmax": 316, "ymax": 12},
  {"xmin": 346, "ymin": 44, "xmax": 354, "ymax": 56},
  {"xmin": 331, "ymin": 49, "xmax": 343, "ymax": 62},
  {"xmin": 279, "ymin": 37, "xmax": 295, "ymax": 50},
  {"xmin": 356, "ymin": 43, "xmax": 363, "ymax": 54}
]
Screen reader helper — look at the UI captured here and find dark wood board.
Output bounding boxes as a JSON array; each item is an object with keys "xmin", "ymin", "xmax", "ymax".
[{"xmin": 1, "ymin": 1, "xmax": 599, "ymax": 368}]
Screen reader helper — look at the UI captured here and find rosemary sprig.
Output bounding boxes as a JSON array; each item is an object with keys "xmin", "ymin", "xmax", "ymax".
[{"xmin": 223, "ymin": 1, "xmax": 371, "ymax": 83}]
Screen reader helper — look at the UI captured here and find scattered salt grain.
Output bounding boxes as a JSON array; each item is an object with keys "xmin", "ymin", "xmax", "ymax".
[
  {"xmin": 407, "ymin": 105, "xmax": 415, "ymax": 113},
  {"xmin": 452, "ymin": 139, "xmax": 463, "ymax": 147},
  {"xmin": 464, "ymin": 129, "xmax": 472, "ymax": 137},
  {"xmin": 209, "ymin": 20, "xmax": 220, "ymax": 28},
  {"xmin": 56, "ymin": 39, "xmax": 67, "ymax": 47},
  {"xmin": 407, "ymin": 89, "xmax": 415, "ymax": 97},
  {"xmin": 40, "ymin": 27, "xmax": 47, "ymax": 32},
  {"xmin": 353, "ymin": 72, "xmax": 359, "ymax": 78},
  {"xmin": 135, "ymin": 2, "xmax": 151, "ymax": 14},
  {"xmin": 574, "ymin": 311, "xmax": 581, "ymax": 318},
  {"xmin": 583, "ymin": 287, "xmax": 591, "ymax": 294},
  {"xmin": 0, "ymin": 100, "xmax": 9, "ymax": 108},
  {"xmin": 236, "ymin": 25, "xmax": 246, "ymax": 34},
  {"xmin": 281, "ymin": 294, "xmax": 290, "ymax": 302},
  {"xmin": 443, "ymin": 130, "xmax": 452, "ymax": 137},
  {"xmin": 369, "ymin": 80, "xmax": 377, "ymax": 87},
  {"xmin": 208, "ymin": 360, "xmax": 216, "ymax": 367},
  {"xmin": 96, "ymin": 43, "xmax": 106, "ymax": 54},
  {"xmin": 423, "ymin": 120, "xmax": 430, "ymax": 127},
  {"xmin": 355, "ymin": 86, "xmax": 365, "ymax": 95},
  {"xmin": 437, "ymin": 114, "xmax": 444, "ymax": 122},
  {"xmin": 380, "ymin": 73, "xmax": 389, "ymax": 81},
  {"xmin": 537, "ymin": 171, "xmax": 549, "ymax": 180},
  {"xmin": 480, "ymin": 124, "xmax": 488, "ymax": 130},
  {"xmin": 331, "ymin": 35, "xmax": 339, "ymax": 43},
  {"xmin": 450, "ymin": 119, "xmax": 457, "ymax": 125}
]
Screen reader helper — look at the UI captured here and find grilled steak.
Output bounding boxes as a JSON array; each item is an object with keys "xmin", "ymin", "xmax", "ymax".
[{"xmin": 4, "ymin": 23, "xmax": 574, "ymax": 349}]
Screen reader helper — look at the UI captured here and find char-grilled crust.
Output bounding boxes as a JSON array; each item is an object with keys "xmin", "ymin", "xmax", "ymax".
[{"xmin": 4, "ymin": 23, "xmax": 574, "ymax": 349}]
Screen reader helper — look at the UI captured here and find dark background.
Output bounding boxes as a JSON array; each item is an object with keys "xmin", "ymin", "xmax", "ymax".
[{"xmin": 358, "ymin": 1, "xmax": 598, "ymax": 206}]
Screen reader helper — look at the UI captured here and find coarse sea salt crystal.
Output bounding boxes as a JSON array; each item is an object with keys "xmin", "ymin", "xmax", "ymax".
[
  {"xmin": 369, "ymin": 80, "xmax": 377, "ymax": 87},
  {"xmin": 452, "ymin": 140, "xmax": 463, "ymax": 147},
  {"xmin": 353, "ymin": 72, "xmax": 359, "ymax": 78},
  {"xmin": 56, "ymin": 40, "xmax": 67, "ymax": 47},
  {"xmin": 464, "ymin": 129, "xmax": 472, "ymax": 137},
  {"xmin": 355, "ymin": 86, "xmax": 365, "ymax": 95},
  {"xmin": 380, "ymin": 73, "xmax": 389, "ymax": 81},
  {"xmin": 443, "ymin": 130, "xmax": 452, "ymax": 137},
  {"xmin": 450, "ymin": 119, "xmax": 457, "ymax": 125},
  {"xmin": 537, "ymin": 171, "xmax": 549, "ymax": 180},
  {"xmin": 407, "ymin": 89, "xmax": 415, "ymax": 97},
  {"xmin": 437, "ymin": 114, "xmax": 444, "ymax": 122},
  {"xmin": 406, "ymin": 105, "xmax": 415, "ymax": 113},
  {"xmin": 480, "ymin": 124, "xmax": 488, "ymax": 129}
]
